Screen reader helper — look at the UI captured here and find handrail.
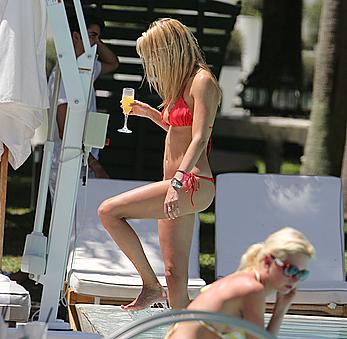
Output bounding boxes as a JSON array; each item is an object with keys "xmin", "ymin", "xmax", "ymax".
[{"xmin": 106, "ymin": 309, "xmax": 276, "ymax": 339}]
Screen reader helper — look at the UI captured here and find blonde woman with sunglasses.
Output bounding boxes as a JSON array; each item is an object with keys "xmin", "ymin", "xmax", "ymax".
[
  {"xmin": 166, "ymin": 227, "xmax": 315, "ymax": 339},
  {"xmin": 98, "ymin": 18, "xmax": 221, "ymax": 310}
]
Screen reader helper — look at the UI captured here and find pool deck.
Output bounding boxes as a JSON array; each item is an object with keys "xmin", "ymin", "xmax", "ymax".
[{"xmin": 75, "ymin": 304, "xmax": 347, "ymax": 338}]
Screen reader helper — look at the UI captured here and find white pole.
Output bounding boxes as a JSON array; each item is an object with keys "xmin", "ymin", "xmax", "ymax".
[
  {"xmin": 33, "ymin": 66, "xmax": 61, "ymax": 234},
  {"xmin": 38, "ymin": 0, "xmax": 96, "ymax": 323}
]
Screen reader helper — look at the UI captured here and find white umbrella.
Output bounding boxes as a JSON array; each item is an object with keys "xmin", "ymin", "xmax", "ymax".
[
  {"xmin": 0, "ymin": 0, "xmax": 48, "ymax": 263},
  {"xmin": 0, "ymin": 0, "xmax": 48, "ymax": 169}
]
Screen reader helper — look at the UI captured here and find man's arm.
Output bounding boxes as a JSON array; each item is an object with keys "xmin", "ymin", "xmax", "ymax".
[
  {"xmin": 56, "ymin": 103, "xmax": 68, "ymax": 139},
  {"xmin": 88, "ymin": 153, "xmax": 109, "ymax": 178},
  {"xmin": 97, "ymin": 40, "xmax": 119, "ymax": 75}
]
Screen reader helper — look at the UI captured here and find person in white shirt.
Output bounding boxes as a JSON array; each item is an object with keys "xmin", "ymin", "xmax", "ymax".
[{"xmin": 48, "ymin": 14, "xmax": 119, "ymax": 198}]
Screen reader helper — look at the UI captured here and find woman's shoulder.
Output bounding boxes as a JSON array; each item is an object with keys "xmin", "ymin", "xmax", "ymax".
[
  {"xmin": 190, "ymin": 68, "xmax": 220, "ymax": 100},
  {"xmin": 192, "ymin": 68, "xmax": 216, "ymax": 86},
  {"xmin": 222, "ymin": 271, "xmax": 265, "ymax": 297}
]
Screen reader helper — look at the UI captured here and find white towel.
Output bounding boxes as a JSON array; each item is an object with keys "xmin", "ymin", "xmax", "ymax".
[
  {"xmin": 0, "ymin": 274, "xmax": 10, "ymax": 283},
  {"xmin": 0, "ymin": 0, "xmax": 48, "ymax": 169},
  {"xmin": 0, "ymin": 1, "xmax": 8, "ymax": 21}
]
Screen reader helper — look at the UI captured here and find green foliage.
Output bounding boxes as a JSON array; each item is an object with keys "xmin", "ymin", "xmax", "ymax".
[
  {"xmin": 240, "ymin": 0, "xmax": 262, "ymax": 17},
  {"xmin": 200, "ymin": 254, "xmax": 215, "ymax": 283},
  {"xmin": 281, "ymin": 161, "xmax": 301, "ymax": 174},
  {"xmin": 257, "ymin": 160, "xmax": 301, "ymax": 174},
  {"xmin": 224, "ymin": 29, "xmax": 242, "ymax": 66},
  {"xmin": 200, "ymin": 253, "xmax": 215, "ymax": 269},
  {"xmin": 303, "ymin": 0, "xmax": 323, "ymax": 50},
  {"xmin": 256, "ymin": 160, "xmax": 266, "ymax": 174},
  {"xmin": 46, "ymin": 39, "xmax": 57, "ymax": 77},
  {"xmin": 2, "ymin": 256, "xmax": 21, "ymax": 273},
  {"xmin": 199, "ymin": 212, "xmax": 215, "ymax": 225}
]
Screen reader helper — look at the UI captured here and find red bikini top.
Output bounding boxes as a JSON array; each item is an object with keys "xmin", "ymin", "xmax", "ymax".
[
  {"xmin": 161, "ymin": 95, "xmax": 213, "ymax": 154},
  {"xmin": 161, "ymin": 95, "xmax": 193, "ymax": 127}
]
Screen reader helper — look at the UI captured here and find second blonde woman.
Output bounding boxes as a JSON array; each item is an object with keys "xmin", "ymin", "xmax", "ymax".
[{"xmin": 166, "ymin": 227, "xmax": 315, "ymax": 339}]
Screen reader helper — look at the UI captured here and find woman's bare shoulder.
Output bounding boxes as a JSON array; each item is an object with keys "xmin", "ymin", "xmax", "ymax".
[
  {"xmin": 219, "ymin": 272, "xmax": 265, "ymax": 297},
  {"xmin": 192, "ymin": 69, "xmax": 216, "ymax": 87},
  {"xmin": 190, "ymin": 69, "xmax": 220, "ymax": 101}
]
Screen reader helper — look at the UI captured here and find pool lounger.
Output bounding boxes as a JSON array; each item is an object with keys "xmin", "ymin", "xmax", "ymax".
[
  {"xmin": 66, "ymin": 179, "xmax": 205, "ymax": 330},
  {"xmin": 215, "ymin": 173, "xmax": 347, "ymax": 317}
]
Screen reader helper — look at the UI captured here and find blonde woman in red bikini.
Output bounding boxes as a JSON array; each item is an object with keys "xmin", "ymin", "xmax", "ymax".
[{"xmin": 98, "ymin": 18, "xmax": 221, "ymax": 311}]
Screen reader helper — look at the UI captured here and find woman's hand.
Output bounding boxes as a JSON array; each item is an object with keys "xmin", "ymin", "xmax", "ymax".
[
  {"xmin": 267, "ymin": 289, "xmax": 296, "ymax": 336},
  {"xmin": 127, "ymin": 100, "xmax": 152, "ymax": 119},
  {"xmin": 273, "ymin": 288, "xmax": 296, "ymax": 315},
  {"xmin": 164, "ymin": 186, "xmax": 180, "ymax": 219}
]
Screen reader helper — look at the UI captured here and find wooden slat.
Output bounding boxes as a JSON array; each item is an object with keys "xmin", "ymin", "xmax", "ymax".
[
  {"xmin": 115, "ymin": 63, "xmax": 143, "ymax": 75},
  {"xmin": 98, "ymin": 8, "xmax": 148, "ymax": 23},
  {"xmin": 103, "ymin": 26, "xmax": 145, "ymax": 41},
  {"xmin": 200, "ymin": 33, "xmax": 230, "ymax": 47},
  {"xmin": 99, "ymin": 0, "xmax": 197, "ymax": 9},
  {"xmin": 103, "ymin": 42, "xmax": 232, "ymax": 73},
  {"xmin": 106, "ymin": 45, "xmax": 139, "ymax": 58},
  {"xmin": 201, "ymin": 1, "xmax": 241, "ymax": 16},
  {"xmin": 95, "ymin": 78, "xmax": 142, "ymax": 91},
  {"xmin": 100, "ymin": 0, "xmax": 148, "ymax": 6},
  {"xmin": 101, "ymin": 9, "xmax": 234, "ymax": 30},
  {"xmin": 104, "ymin": 32, "xmax": 230, "ymax": 53}
]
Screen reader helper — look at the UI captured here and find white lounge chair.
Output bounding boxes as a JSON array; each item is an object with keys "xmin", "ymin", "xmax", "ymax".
[
  {"xmin": 0, "ymin": 274, "xmax": 30, "ymax": 324},
  {"xmin": 66, "ymin": 178, "xmax": 205, "ymax": 329},
  {"xmin": 215, "ymin": 173, "xmax": 347, "ymax": 317}
]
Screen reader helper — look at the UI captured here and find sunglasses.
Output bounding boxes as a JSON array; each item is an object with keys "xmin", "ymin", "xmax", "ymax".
[{"xmin": 271, "ymin": 255, "xmax": 309, "ymax": 281}]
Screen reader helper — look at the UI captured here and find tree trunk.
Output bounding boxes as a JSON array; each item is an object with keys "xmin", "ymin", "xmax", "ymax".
[{"xmin": 301, "ymin": 0, "xmax": 347, "ymax": 176}]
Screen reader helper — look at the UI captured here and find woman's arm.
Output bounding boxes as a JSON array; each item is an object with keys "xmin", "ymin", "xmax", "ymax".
[
  {"xmin": 96, "ymin": 39, "xmax": 119, "ymax": 75},
  {"xmin": 242, "ymin": 290, "xmax": 266, "ymax": 339},
  {"xmin": 266, "ymin": 289, "xmax": 296, "ymax": 336},
  {"xmin": 130, "ymin": 100, "xmax": 169, "ymax": 131},
  {"xmin": 174, "ymin": 71, "xmax": 220, "ymax": 174},
  {"xmin": 56, "ymin": 103, "xmax": 68, "ymax": 139}
]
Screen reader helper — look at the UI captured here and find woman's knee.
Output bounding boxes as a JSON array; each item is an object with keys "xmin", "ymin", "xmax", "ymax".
[
  {"xmin": 164, "ymin": 262, "xmax": 188, "ymax": 283},
  {"xmin": 98, "ymin": 198, "xmax": 123, "ymax": 225}
]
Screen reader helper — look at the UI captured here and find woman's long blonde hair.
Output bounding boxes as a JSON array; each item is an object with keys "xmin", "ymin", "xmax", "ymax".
[
  {"xmin": 238, "ymin": 227, "xmax": 315, "ymax": 272},
  {"xmin": 136, "ymin": 18, "xmax": 221, "ymax": 107}
]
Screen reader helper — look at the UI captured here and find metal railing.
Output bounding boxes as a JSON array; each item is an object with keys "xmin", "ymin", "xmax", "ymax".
[{"xmin": 106, "ymin": 309, "xmax": 276, "ymax": 339}]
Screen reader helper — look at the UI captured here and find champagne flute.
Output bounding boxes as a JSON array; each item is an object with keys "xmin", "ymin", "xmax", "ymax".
[{"xmin": 118, "ymin": 87, "xmax": 134, "ymax": 133}]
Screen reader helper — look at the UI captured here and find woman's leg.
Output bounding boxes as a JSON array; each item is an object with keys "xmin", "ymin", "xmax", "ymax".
[
  {"xmin": 98, "ymin": 181, "xmax": 170, "ymax": 310},
  {"xmin": 98, "ymin": 178, "xmax": 214, "ymax": 310},
  {"xmin": 158, "ymin": 214, "xmax": 195, "ymax": 309}
]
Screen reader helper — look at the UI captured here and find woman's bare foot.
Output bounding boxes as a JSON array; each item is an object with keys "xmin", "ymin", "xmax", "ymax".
[{"xmin": 121, "ymin": 285, "xmax": 167, "ymax": 311}]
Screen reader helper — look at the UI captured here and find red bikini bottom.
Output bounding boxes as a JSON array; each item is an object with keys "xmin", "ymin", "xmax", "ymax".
[{"xmin": 178, "ymin": 171, "xmax": 214, "ymax": 206}]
